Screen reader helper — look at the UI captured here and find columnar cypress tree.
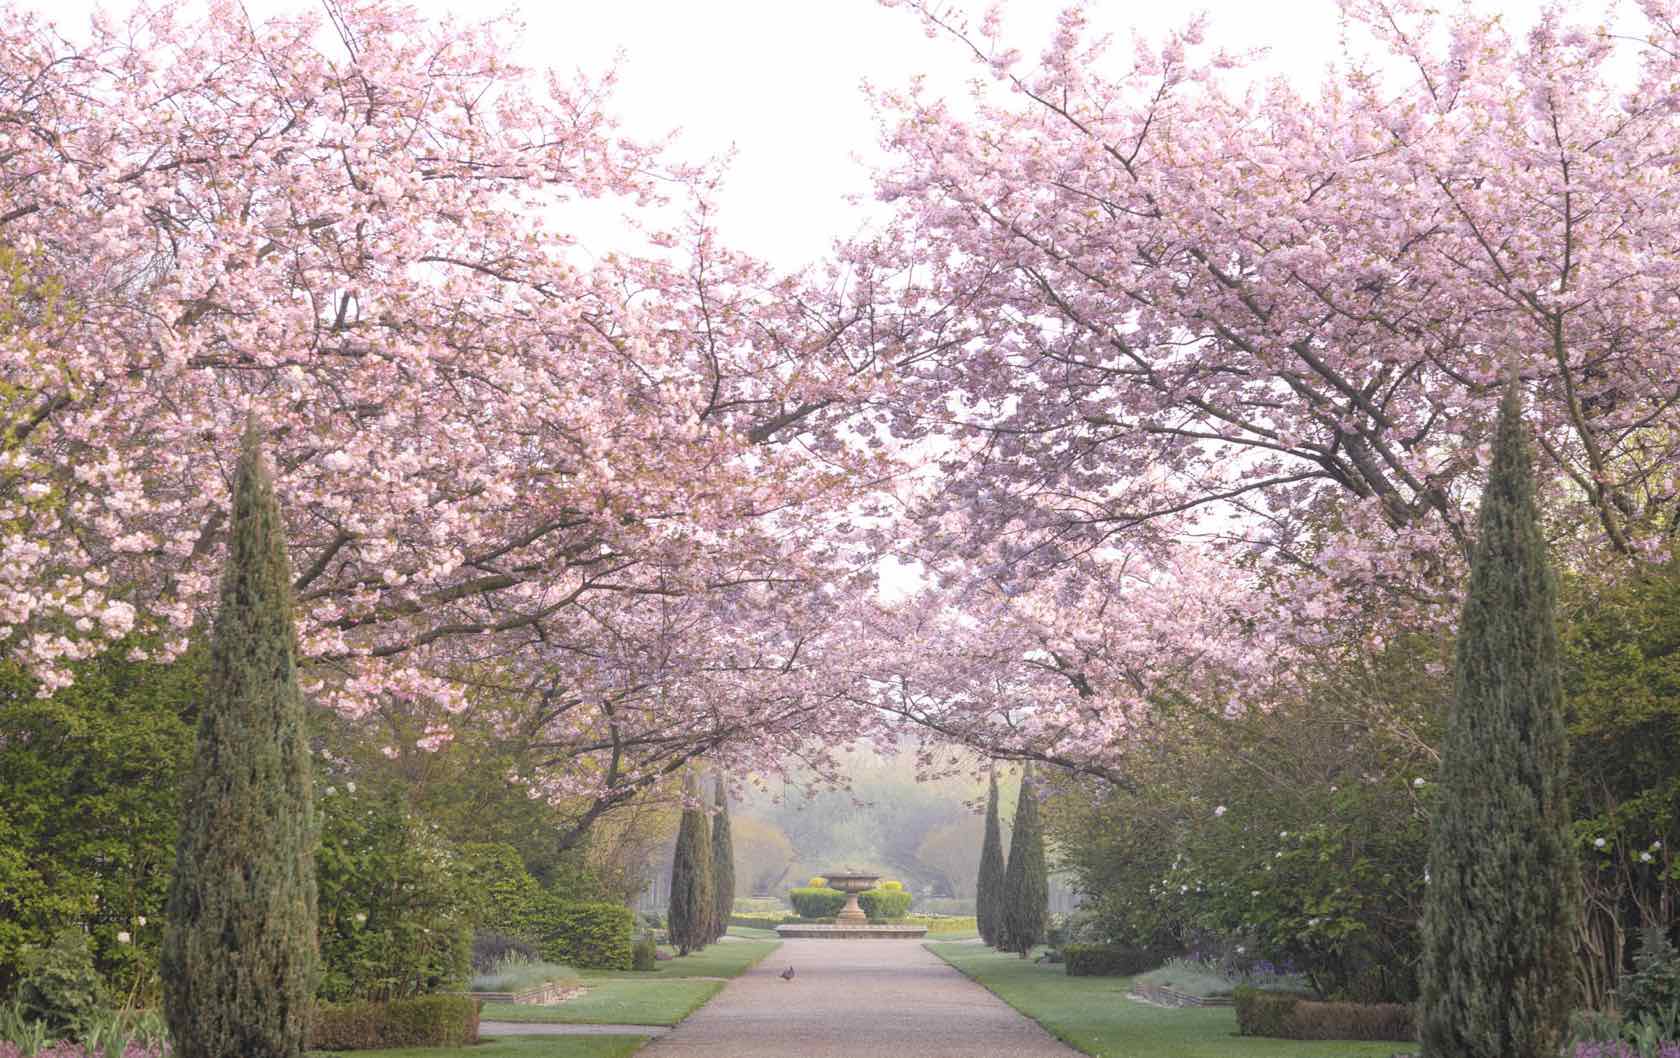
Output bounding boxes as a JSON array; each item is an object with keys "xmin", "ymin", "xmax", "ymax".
[
  {"xmin": 709, "ymin": 777, "xmax": 735, "ymax": 943},
  {"xmin": 163, "ymin": 420, "xmax": 317, "ymax": 1058},
  {"xmin": 977, "ymin": 766, "xmax": 1007, "ymax": 947},
  {"xmin": 1001, "ymin": 762, "xmax": 1048, "ymax": 957},
  {"xmin": 667, "ymin": 778, "xmax": 714, "ymax": 956},
  {"xmin": 1418, "ymin": 380, "xmax": 1577, "ymax": 1058}
]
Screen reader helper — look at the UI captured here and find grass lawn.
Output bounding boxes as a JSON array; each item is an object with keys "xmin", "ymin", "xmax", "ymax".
[
  {"xmin": 484, "ymin": 936, "xmax": 778, "ymax": 1027},
  {"xmin": 483, "ymin": 979, "xmax": 723, "ymax": 1026},
  {"xmin": 309, "ymin": 1035, "xmax": 648, "ymax": 1058},
  {"xmin": 927, "ymin": 943, "xmax": 1407, "ymax": 1058}
]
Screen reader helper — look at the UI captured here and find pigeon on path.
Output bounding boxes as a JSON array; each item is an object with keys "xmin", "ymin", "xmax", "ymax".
[{"xmin": 779, "ymin": 966, "xmax": 795, "ymax": 981}]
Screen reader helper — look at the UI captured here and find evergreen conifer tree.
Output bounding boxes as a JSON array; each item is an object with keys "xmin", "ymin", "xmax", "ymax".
[
  {"xmin": 667, "ymin": 778, "xmax": 715, "ymax": 955},
  {"xmin": 1001, "ymin": 762, "xmax": 1048, "ymax": 957},
  {"xmin": 1418, "ymin": 380, "xmax": 1577, "ymax": 1058},
  {"xmin": 163, "ymin": 420, "xmax": 317, "ymax": 1058},
  {"xmin": 977, "ymin": 766, "xmax": 1007, "ymax": 947},
  {"xmin": 709, "ymin": 777, "xmax": 735, "ymax": 943}
]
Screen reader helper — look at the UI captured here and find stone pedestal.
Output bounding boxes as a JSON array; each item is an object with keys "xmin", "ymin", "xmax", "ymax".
[{"xmin": 824, "ymin": 871, "xmax": 879, "ymax": 927}]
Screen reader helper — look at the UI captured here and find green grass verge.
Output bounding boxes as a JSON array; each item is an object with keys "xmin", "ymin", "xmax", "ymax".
[
  {"xmin": 483, "ymin": 979, "xmax": 723, "ymax": 1026},
  {"xmin": 724, "ymin": 925, "xmax": 780, "ymax": 941},
  {"xmin": 926, "ymin": 943, "xmax": 1402, "ymax": 1058},
  {"xmin": 482, "ymin": 937, "xmax": 777, "ymax": 1028},
  {"xmin": 309, "ymin": 1035, "xmax": 648, "ymax": 1058}
]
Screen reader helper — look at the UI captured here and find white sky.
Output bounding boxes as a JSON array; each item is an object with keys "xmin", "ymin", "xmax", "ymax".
[{"xmin": 32, "ymin": 0, "xmax": 1563, "ymax": 271}]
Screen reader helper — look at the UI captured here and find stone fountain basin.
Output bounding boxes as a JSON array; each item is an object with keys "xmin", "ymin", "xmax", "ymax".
[{"xmin": 822, "ymin": 872, "xmax": 881, "ymax": 893}]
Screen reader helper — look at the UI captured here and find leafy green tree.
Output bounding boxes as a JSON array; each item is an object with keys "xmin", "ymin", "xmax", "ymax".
[
  {"xmin": 667, "ymin": 780, "xmax": 714, "ymax": 956},
  {"xmin": 457, "ymin": 842, "xmax": 546, "ymax": 941},
  {"xmin": 977, "ymin": 767, "xmax": 1007, "ymax": 947},
  {"xmin": 163, "ymin": 422, "xmax": 318, "ymax": 1058},
  {"xmin": 709, "ymin": 779, "xmax": 736, "ymax": 942},
  {"xmin": 1040, "ymin": 604, "xmax": 1449, "ymax": 1000},
  {"xmin": 0, "ymin": 645, "xmax": 200, "ymax": 997},
  {"xmin": 1418, "ymin": 382, "xmax": 1577, "ymax": 1058},
  {"xmin": 1001, "ymin": 763, "xmax": 1048, "ymax": 957}
]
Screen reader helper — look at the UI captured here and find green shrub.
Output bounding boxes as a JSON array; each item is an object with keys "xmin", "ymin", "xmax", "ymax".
[
  {"xmin": 311, "ymin": 994, "xmax": 480, "ymax": 1050},
  {"xmin": 534, "ymin": 901, "xmax": 634, "ymax": 970},
  {"xmin": 731, "ymin": 897, "xmax": 788, "ymax": 916},
  {"xmin": 0, "ymin": 647, "xmax": 199, "ymax": 999},
  {"xmin": 788, "ymin": 887, "xmax": 847, "ymax": 919},
  {"xmin": 858, "ymin": 888, "xmax": 912, "ymax": 921},
  {"xmin": 632, "ymin": 934, "xmax": 658, "ymax": 972},
  {"xmin": 1620, "ymin": 926, "xmax": 1680, "ymax": 1026},
  {"xmin": 458, "ymin": 843, "xmax": 546, "ymax": 940},
  {"xmin": 15, "ymin": 928, "xmax": 108, "ymax": 1037},
  {"xmin": 1063, "ymin": 943, "xmax": 1165, "ymax": 977},
  {"xmin": 807, "ymin": 877, "xmax": 826, "ymax": 888},
  {"xmin": 316, "ymin": 789, "xmax": 472, "ymax": 1001},
  {"xmin": 881, "ymin": 880, "xmax": 904, "ymax": 891}
]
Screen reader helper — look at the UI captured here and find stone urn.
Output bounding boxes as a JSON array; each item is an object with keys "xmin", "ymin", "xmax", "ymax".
[{"xmin": 824, "ymin": 871, "xmax": 880, "ymax": 926}]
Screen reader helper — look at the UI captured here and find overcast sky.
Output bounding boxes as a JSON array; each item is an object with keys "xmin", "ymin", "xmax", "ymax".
[{"xmin": 27, "ymin": 0, "xmax": 1572, "ymax": 270}]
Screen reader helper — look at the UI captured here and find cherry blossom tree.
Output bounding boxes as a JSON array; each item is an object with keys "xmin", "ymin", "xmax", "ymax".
[
  {"xmin": 0, "ymin": 0, "xmax": 875, "ymax": 718},
  {"xmin": 852, "ymin": 0, "xmax": 1680, "ymax": 623},
  {"xmin": 778, "ymin": 0, "xmax": 1680, "ymax": 776}
]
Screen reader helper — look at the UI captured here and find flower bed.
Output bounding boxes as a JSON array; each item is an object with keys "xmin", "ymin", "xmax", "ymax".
[
  {"xmin": 1130, "ymin": 982, "xmax": 1233, "ymax": 1007},
  {"xmin": 464, "ymin": 980, "xmax": 585, "ymax": 1004}
]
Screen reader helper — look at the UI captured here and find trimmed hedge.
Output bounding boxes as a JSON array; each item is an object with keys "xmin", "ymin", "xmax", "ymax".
[
  {"xmin": 789, "ymin": 886, "xmax": 913, "ymax": 921},
  {"xmin": 1063, "ymin": 944, "xmax": 1166, "ymax": 977},
  {"xmin": 788, "ymin": 887, "xmax": 848, "ymax": 918},
  {"xmin": 534, "ymin": 901, "xmax": 635, "ymax": 970},
  {"xmin": 1233, "ymin": 988, "xmax": 1309, "ymax": 1036},
  {"xmin": 311, "ymin": 995, "xmax": 480, "ymax": 1050},
  {"xmin": 730, "ymin": 911, "xmax": 977, "ymax": 934},
  {"xmin": 858, "ymin": 888, "xmax": 912, "ymax": 921},
  {"xmin": 1232, "ymin": 987, "xmax": 1414, "ymax": 1042}
]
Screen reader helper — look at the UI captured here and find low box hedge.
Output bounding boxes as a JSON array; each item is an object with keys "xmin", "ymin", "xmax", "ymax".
[
  {"xmin": 787, "ymin": 887, "xmax": 847, "ymax": 918},
  {"xmin": 534, "ymin": 901, "xmax": 635, "ymax": 970},
  {"xmin": 907, "ymin": 914, "xmax": 977, "ymax": 935},
  {"xmin": 730, "ymin": 911, "xmax": 976, "ymax": 934},
  {"xmin": 311, "ymin": 995, "xmax": 480, "ymax": 1050},
  {"xmin": 1233, "ymin": 986, "xmax": 1414, "ymax": 1042},
  {"xmin": 858, "ymin": 888, "xmax": 912, "ymax": 920},
  {"xmin": 1063, "ymin": 943, "xmax": 1166, "ymax": 977}
]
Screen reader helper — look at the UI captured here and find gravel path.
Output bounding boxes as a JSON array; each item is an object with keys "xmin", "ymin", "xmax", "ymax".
[{"xmin": 636, "ymin": 939, "xmax": 1083, "ymax": 1058}]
